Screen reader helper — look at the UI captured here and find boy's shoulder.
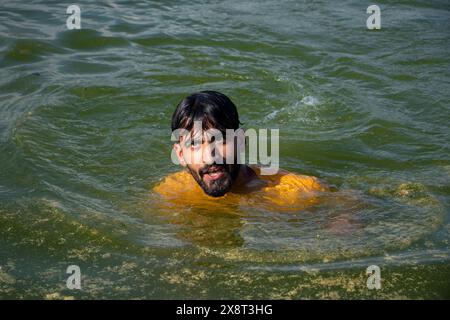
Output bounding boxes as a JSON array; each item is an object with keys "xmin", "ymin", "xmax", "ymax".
[
  {"xmin": 249, "ymin": 165, "xmax": 328, "ymax": 193},
  {"xmin": 153, "ymin": 170, "xmax": 197, "ymax": 197}
]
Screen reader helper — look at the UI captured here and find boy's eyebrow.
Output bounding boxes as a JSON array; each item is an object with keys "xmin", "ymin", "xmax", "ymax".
[{"xmin": 178, "ymin": 130, "xmax": 202, "ymax": 143}]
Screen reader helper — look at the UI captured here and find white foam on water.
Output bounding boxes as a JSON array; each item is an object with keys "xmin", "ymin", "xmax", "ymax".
[
  {"xmin": 301, "ymin": 95, "xmax": 320, "ymax": 106},
  {"xmin": 264, "ymin": 109, "xmax": 280, "ymax": 120}
]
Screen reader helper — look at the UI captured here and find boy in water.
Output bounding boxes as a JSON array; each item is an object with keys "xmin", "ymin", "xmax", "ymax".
[{"xmin": 154, "ymin": 90, "xmax": 328, "ymax": 211}]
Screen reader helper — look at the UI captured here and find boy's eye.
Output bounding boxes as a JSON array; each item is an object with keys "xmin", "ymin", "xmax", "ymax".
[
  {"xmin": 185, "ymin": 139, "xmax": 201, "ymax": 149},
  {"xmin": 207, "ymin": 135, "xmax": 224, "ymax": 144}
]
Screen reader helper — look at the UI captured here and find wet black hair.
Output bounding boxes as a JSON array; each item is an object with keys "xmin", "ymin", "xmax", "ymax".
[{"xmin": 171, "ymin": 90, "xmax": 242, "ymax": 134}]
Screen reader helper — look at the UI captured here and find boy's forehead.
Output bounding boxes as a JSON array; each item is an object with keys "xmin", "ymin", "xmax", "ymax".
[{"xmin": 180, "ymin": 127, "xmax": 223, "ymax": 140}]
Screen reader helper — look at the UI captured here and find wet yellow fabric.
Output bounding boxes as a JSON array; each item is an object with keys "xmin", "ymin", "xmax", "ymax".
[{"xmin": 153, "ymin": 166, "xmax": 328, "ymax": 212}]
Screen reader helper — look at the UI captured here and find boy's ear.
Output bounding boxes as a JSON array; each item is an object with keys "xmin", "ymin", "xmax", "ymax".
[{"xmin": 173, "ymin": 143, "xmax": 186, "ymax": 167}]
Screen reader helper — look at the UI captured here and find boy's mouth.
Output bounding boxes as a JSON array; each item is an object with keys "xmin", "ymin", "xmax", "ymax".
[{"xmin": 202, "ymin": 166, "xmax": 226, "ymax": 181}]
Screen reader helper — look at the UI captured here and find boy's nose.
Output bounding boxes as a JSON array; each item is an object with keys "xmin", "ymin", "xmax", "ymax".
[{"xmin": 202, "ymin": 143, "xmax": 216, "ymax": 165}]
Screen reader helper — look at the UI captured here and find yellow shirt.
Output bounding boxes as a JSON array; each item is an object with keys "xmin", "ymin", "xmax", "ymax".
[{"xmin": 153, "ymin": 166, "xmax": 328, "ymax": 213}]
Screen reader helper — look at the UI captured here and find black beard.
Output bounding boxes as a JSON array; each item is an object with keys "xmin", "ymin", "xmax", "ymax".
[{"xmin": 187, "ymin": 163, "xmax": 240, "ymax": 197}]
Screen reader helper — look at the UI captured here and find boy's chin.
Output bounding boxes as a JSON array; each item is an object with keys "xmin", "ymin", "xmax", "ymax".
[
  {"xmin": 204, "ymin": 190, "xmax": 227, "ymax": 197},
  {"xmin": 202, "ymin": 180, "xmax": 232, "ymax": 197}
]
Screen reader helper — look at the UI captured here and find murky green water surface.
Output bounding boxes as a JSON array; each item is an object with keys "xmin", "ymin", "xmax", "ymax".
[{"xmin": 0, "ymin": 1, "xmax": 449, "ymax": 299}]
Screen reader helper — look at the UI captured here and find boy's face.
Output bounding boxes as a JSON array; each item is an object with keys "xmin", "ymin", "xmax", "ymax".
[{"xmin": 174, "ymin": 130, "xmax": 241, "ymax": 197}]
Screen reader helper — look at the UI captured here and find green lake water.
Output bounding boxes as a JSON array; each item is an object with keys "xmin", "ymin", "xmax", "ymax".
[{"xmin": 0, "ymin": 0, "xmax": 449, "ymax": 299}]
